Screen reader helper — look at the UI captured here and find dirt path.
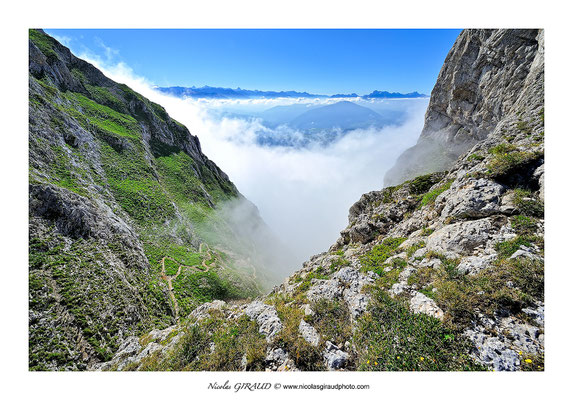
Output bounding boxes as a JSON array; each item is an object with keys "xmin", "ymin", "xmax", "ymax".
[
  {"xmin": 159, "ymin": 246, "xmax": 217, "ymax": 321},
  {"xmin": 160, "ymin": 257, "xmax": 183, "ymax": 321}
]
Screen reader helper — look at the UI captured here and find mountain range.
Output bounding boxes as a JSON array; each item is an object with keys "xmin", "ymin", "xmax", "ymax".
[{"xmin": 156, "ymin": 85, "xmax": 428, "ymax": 100}]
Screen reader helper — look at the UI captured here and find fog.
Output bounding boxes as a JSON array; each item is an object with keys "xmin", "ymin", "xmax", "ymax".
[{"xmin": 82, "ymin": 57, "xmax": 427, "ymax": 276}]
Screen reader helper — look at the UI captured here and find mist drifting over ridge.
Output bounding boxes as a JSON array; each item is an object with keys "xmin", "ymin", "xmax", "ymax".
[{"xmin": 78, "ymin": 55, "xmax": 428, "ymax": 275}]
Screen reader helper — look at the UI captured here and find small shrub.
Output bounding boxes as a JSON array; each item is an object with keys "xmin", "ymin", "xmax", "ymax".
[
  {"xmin": 486, "ymin": 146, "xmax": 540, "ymax": 178},
  {"xmin": 329, "ymin": 256, "xmax": 351, "ymax": 273},
  {"xmin": 163, "ymin": 258, "xmax": 179, "ymax": 276},
  {"xmin": 434, "ymin": 257, "xmax": 544, "ymax": 328},
  {"xmin": 467, "ymin": 153, "xmax": 485, "ymax": 162},
  {"xmin": 307, "ymin": 299, "xmax": 352, "ymax": 346},
  {"xmin": 421, "ymin": 227, "xmax": 434, "ymax": 236},
  {"xmin": 409, "ymin": 173, "xmax": 438, "ymax": 195},
  {"xmin": 354, "ymin": 288, "xmax": 484, "ymax": 371}
]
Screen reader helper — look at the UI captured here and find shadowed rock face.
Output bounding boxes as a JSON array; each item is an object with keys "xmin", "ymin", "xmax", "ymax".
[{"xmin": 384, "ymin": 29, "xmax": 543, "ymax": 187}]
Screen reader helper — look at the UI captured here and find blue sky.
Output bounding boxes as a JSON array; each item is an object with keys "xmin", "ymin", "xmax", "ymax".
[{"xmin": 45, "ymin": 29, "xmax": 461, "ymax": 95}]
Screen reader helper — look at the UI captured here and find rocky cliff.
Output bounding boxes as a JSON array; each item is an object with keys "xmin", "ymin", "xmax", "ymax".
[
  {"xmin": 384, "ymin": 29, "xmax": 543, "ymax": 187},
  {"xmin": 96, "ymin": 29, "xmax": 544, "ymax": 372},
  {"xmin": 28, "ymin": 30, "xmax": 285, "ymax": 370}
]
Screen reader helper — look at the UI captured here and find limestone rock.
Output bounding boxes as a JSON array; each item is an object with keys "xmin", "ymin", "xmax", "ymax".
[
  {"xmin": 245, "ymin": 301, "xmax": 282, "ymax": 342},
  {"xmin": 438, "ymin": 178, "xmax": 505, "ymax": 218},
  {"xmin": 299, "ymin": 320, "xmax": 320, "ymax": 346},
  {"xmin": 323, "ymin": 341, "xmax": 350, "ymax": 370},
  {"xmin": 409, "ymin": 292, "xmax": 444, "ymax": 320}
]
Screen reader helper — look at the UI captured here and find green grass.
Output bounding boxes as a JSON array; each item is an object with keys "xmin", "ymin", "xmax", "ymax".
[
  {"xmin": 47, "ymin": 144, "xmax": 88, "ymax": 196},
  {"xmin": 495, "ymin": 236, "xmax": 534, "ymax": 259},
  {"xmin": 406, "ymin": 241, "xmax": 426, "ymax": 257},
  {"xmin": 29, "ymin": 29, "xmax": 59, "ymax": 61},
  {"xmin": 359, "ymin": 237, "xmax": 407, "ymax": 275},
  {"xmin": 306, "ymin": 299, "xmax": 352, "ymax": 348},
  {"xmin": 513, "ymin": 188, "xmax": 544, "ymax": 217},
  {"xmin": 163, "ymin": 258, "xmax": 179, "ymax": 276},
  {"xmin": 137, "ymin": 314, "xmax": 267, "ymax": 371},
  {"xmin": 29, "ymin": 234, "xmax": 173, "ymax": 370},
  {"xmin": 110, "ymin": 178, "xmax": 176, "ymax": 224},
  {"xmin": 434, "ymin": 257, "xmax": 544, "ymax": 328},
  {"xmin": 486, "ymin": 144, "xmax": 540, "ymax": 178},
  {"xmin": 516, "ymin": 120, "xmax": 532, "ymax": 135},
  {"xmin": 354, "ymin": 288, "xmax": 484, "ymax": 371},
  {"xmin": 63, "ymin": 92, "xmax": 140, "ymax": 139},
  {"xmin": 84, "ymin": 84, "xmax": 128, "ymax": 114},
  {"xmin": 467, "ymin": 152, "xmax": 485, "ymax": 162},
  {"xmin": 273, "ymin": 301, "xmax": 325, "ymax": 371},
  {"xmin": 511, "ymin": 215, "xmax": 538, "ymax": 235},
  {"xmin": 419, "ymin": 179, "xmax": 454, "ymax": 207}
]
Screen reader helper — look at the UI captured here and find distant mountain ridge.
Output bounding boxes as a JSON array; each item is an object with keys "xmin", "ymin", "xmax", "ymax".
[{"xmin": 156, "ymin": 85, "xmax": 428, "ymax": 100}]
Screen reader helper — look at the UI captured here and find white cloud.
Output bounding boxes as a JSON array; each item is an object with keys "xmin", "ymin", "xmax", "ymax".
[{"xmin": 79, "ymin": 55, "xmax": 427, "ymax": 273}]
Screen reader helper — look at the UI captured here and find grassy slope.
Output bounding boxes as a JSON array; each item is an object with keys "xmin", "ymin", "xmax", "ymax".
[{"xmin": 28, "ymin": 30, "xmax": 260, "ymax": 370}]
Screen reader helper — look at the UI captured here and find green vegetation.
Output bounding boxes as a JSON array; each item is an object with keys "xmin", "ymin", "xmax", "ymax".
[
  {"xmin": 63, "ymin": 92, "xmax": 141, "ymax": 139},
  {"xmin": 29, "ymin": 234, "xmax": 173, "ymax": 370},
  {"xmin": 433, "ymin": 256, "xmax": 543, "ymax": 327},
  {"xmin": 511, "ymin": 215, "xmax": 538, "ymax": 235},
  {"xmin": 406, "ymin": 240, "xmax": 426, "ymax": 257},
  {"xmin": 419, "ymin": 179, "xmax": 454, "ymax": 207},
  {"xmin": 467, "ymin": 152, "xmax": 485, "ymax": 162},
  {"xmin": 354, "ymin": 287, "xmax": 484, "ymax": 371},
  {"xmin": 47, "ymin": 144, "xmax": 89, "ymax": 196},
  {"xmin": 329, "ymin": 254, "xmax": 351, "ymax": 272},
  {"xmin": 28, "ymin": 29, "xmax": 265, "ymax": 371},
  {"xmin": 164, "ymin": 258, "xmax": 179, "ymax": 276},
  {"xmin": 293, "ymin": 266, "xmax": 330, "ymax": 296},
  {"xmin": 409, "ymin": 173, "xmax": 440, "ymax": 195},
  {"xmin": 421, "ymin": 227, "xmax": 434, "ymax": 236},
  {"xmin": 382, "ymin": 185, "xmax": 399, "ymax": 203},
  {"xmin": 495, "ymin": 236, "xmax": 534, "ymax": 259},
  {"xmin": 516, "ymin": 120, "xmax": 532, "ymax": 135},
  {"xmin": 306, "ymin": 299, "xmax": 353, "ymax": 349},
  {"xmin": 133, "ymin": 313, "xmax": 267, "ymax": 371},
  {"xmin": 84, "ymin": 84, "xmax": 128, "ymax": 114},
  {"xmin": 111, "ymin": 179, "xmax": 176, "ymax": 224},
  {"xmin": 29, "ymin": 29, "xmax": 59, "ymax": 61},
  {"xmin": 273, "ymin": 300, "xmax": 325, "ymax": 370},
  {"xmin": 513, "ymin": 188, "xmax": 544, "ymax": 217},
  {"xmin": 486, "ymin": 144, "xmax": 541, "ymax": 178},
  {"xmin": 359, "ymin": 237, "xmax": 406, "ymax": 275}
]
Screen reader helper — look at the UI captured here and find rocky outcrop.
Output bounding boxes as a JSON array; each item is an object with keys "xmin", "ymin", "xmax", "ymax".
[{"xmin": 385, "ymin": 29, "xmax": 544, "ymax": 187}]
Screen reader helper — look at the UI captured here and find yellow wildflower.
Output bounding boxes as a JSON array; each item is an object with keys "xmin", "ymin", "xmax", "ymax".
[
  {"xmin": 367, "ymin": 360, "xmax": 370, "ymax": 364},
  {"xmin": 519, "ymin": 351, "xmax": 522, "ymax": 355},
  {"xmin": 420, "ymin": 357, "xmax": 424, "ymax": 361},
  {"xmin": 525, "ymin": 359, "xmax": 532, "ymax": 363},
  {"xmin": 374, "ymin": 361, "xmax": 378, "ymax": 366}
]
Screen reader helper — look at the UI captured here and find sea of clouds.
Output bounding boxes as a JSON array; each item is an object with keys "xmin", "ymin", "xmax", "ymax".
[{"xmin": 79, "ymin": 54, "xmax": 428, "ymax": 274}]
